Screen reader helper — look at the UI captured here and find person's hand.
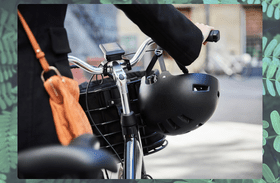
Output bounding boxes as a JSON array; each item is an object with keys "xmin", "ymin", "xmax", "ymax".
[{"xmin": 195, "ymin": 23, "xmax": 214, "ymax": 45}]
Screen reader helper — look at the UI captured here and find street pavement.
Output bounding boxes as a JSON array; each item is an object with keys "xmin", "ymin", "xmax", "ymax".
[{"xmin": 144, "ymin": 75, "xmax": 263, "ymax": 179}]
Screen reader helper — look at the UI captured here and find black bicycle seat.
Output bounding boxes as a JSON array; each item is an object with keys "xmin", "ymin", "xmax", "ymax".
[
  {"xmin": 18, "ymin": 135, "xmax": 118, "ymax": 179},
  {"xmin": 68, "ymin": 133, "xmax": 100, "ymax": 148}
]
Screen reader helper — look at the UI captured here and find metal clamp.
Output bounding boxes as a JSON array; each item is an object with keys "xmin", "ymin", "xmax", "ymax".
[
  {"xmin": 41, "ymin": 66, "xmax": 64, "ymax": 83},
  {"xmin": 112, "ymin": 61, "xmax": 130, "ymax": 115},
  {"xmin": 154, "ymin": 48, "xmax": 163, "ymax": 56}
]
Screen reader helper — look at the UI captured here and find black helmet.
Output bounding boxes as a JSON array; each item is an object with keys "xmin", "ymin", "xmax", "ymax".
[{"xmin": 139, "ymin": 71, "xmax": 219, "ymax": 135}]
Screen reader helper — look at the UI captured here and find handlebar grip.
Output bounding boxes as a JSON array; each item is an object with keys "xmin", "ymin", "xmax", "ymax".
[{"xmin": 205, "ymin": 30, "xmax": 220, "ymax": 42}]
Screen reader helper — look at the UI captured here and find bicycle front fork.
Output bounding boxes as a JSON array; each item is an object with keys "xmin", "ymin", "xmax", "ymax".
[{"xmin": 112, "ymin": 61, "xmax": 145, "ymax": 179}]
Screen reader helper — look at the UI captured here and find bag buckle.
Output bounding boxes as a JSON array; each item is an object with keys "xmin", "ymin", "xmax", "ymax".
[{"xmin": 41, "ymin": 66, "xmax": 64, "ymax": 83}]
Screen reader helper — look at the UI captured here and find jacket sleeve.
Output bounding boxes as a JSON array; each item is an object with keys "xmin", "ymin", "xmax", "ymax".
[{"xmin": 115, "ymin": 4, "xmax": 203, "ymax": 66}]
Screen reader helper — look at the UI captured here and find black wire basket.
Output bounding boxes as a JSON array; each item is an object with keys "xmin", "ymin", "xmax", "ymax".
[{"xmin": 78, "ymin": 71, "xmax": 167, "ymax": 160}]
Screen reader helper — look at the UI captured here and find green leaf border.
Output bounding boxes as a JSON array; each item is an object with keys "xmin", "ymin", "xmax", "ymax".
[{"xmin": 0, "ymin": 0, "xmax": 279, "ymax": 182}]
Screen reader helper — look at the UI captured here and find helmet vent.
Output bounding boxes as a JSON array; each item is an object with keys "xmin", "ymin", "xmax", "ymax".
[
  {"xmin": 193, "ymin": 84, "xmax": 209, "ymax": 91},
  {"xmin": 177, "ymin": 115, "xmax": 191, "ymax": 124},
  {"xmin": 166, "ymin": 119, "xmax": 180, "ymax": 130},
  {"xmin": 158, "ymin": 123, "xmax": 169, "ymax": 133}
]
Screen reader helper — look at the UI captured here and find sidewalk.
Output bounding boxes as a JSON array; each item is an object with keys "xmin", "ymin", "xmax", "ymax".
[{"xmin": 144, "ymin": 121, "xmax": 262, "ymax": 179}]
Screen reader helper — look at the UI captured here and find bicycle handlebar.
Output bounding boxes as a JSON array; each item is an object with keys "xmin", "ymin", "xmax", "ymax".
[
  {"xmin": 68, "ymin": 30, "xmax": 220, "ymax": 75},
  {"xmin": 68, "ymin": 38, "xmax": 155, "ymax": 75},
  {"xmin": 129, "ymin": 38, "xmax": 154, "ymax": 67},
  {"xmin": 68, "ymin": 56, "xmax": 103, "ymax": 74}
]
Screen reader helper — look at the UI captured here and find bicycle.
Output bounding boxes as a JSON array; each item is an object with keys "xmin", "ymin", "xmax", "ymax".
[{"xmin": 18, "ymin": 30, "xmax": 220, "ymax": 179}]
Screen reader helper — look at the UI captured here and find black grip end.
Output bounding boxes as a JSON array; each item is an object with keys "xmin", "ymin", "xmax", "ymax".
[{"xmin": 205, "ymin": 30, "xmax": 220, "ymax": 42}]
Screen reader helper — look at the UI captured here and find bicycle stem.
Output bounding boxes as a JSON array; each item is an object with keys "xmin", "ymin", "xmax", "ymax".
[
  {"xmin": 112, "ymin": 61, "xmax": 144, "ymax": 179},
  {"xmin": 112, "ymin": 61, "xmax": 130, "ymax": 114}
]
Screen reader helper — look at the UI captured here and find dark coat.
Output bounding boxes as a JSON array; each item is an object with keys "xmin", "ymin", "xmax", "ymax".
[
  {"xmin": 18, "ymin": 4, "xmax": 203, "ymax": 152},
  {"xmin": 18, "ymin": 4, "xmax": 72, "ymax": 152}
]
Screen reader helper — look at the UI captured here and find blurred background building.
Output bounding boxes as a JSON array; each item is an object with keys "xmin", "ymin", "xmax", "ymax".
[
  {"xmin": 174, "ymin": 4, "xmax": 262, "ymax": 74},
  {"xmin": 65, "ymin": 4, "xmax": 262, "ymax": 83}
]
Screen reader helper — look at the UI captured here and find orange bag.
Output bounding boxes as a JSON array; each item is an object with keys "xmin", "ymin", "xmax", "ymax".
[{"xmin": 18, "ymin": 10, "xmax": 93, "ymax": 145}]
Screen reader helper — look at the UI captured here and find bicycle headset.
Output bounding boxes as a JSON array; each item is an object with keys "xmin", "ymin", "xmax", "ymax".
[{"xmin": 138, "ymin": 70, "xmax": 220, "ymax": 135}]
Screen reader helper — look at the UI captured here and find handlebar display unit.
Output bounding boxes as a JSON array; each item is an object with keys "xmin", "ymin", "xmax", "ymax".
[{"xmin": 100, "ymin": 42, "xmax": 125, "ymax": 62}]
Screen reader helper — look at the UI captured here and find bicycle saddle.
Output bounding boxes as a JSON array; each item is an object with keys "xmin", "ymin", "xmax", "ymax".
[{"xmin": 18, "ymin": 134, "xmax": 118, "ymax": 178}]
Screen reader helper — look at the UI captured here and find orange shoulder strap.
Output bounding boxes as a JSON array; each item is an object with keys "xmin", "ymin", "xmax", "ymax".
[
  {"xmin": 17, "ymin": 10, "xmax": 50, "ymax": 72},
  {"xmin": 18, "ymin": 10, "xmax": 94, "ymax": 145}
]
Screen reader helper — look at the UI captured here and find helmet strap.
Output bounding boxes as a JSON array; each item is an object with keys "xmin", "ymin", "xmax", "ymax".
[
  {"xmin": 158, "ymin": 54, "xmax": 167, "ymax": 72},
  {"xmin": 145, "ymin": 47, "xmax": 189, "ymax": 84},
  {"xmin": 145, "ymin": 51, "xmax": 161, "ymax": 80},
  {"xmin": 176, "ymin": 61, "xmax": 189, "ymax": 74}
]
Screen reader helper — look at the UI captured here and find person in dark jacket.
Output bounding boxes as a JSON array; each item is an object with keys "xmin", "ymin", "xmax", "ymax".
[{"xmin": 18, "ymin": 4, "xmax": 213, "ymax": 153}]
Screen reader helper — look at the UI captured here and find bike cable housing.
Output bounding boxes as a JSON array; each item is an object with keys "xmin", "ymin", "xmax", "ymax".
[{"xmin": 139, "ymin": 71, "xmax": 220, "ymax": 135}]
